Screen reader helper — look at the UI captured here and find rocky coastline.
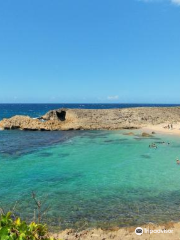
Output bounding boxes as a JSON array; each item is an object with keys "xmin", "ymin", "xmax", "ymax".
[
  {"xmin": 51, "ymin": 221, "xmax": 180, "ymax": 240},
  {"xmin": 0, "ymin": 107, "xmax": 180, "ymax": 131}
]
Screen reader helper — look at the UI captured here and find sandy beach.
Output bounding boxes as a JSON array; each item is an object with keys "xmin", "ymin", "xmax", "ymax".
[{"xmin": 142, "ymin": 123, "xmax": 180, "ymax": 136}]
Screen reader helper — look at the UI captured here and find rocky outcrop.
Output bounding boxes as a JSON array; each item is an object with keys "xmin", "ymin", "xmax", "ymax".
[
  {"xmin": 123, "ymin": 132, "xmax": 135, "ymax": 136},
  {"xmin": 0, "ymin": 107, "xmax": 180, "ymax": 131},
  {"xmin": 142, "ymin": 132, "xmax": 152, "ymax": 137}
]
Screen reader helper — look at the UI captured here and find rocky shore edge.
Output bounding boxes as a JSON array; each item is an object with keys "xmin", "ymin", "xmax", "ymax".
[
  {"xmin": 51, "ymin": 221, "xmax": 180, "ymax": 240},
  {"xmin": 0, "ymin": 107, "xmax": 180, "ymax": 131}
]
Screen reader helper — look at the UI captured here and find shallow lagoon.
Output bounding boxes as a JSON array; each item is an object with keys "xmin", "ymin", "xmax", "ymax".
[{"xmin": 0, "ymin": 130, "xmax": 180, "ymax": 229}]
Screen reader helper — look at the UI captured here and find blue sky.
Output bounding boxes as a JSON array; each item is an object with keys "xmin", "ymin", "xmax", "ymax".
[{"xmin": 0, "ymin": 0, "xmax": 180, "ymax": 103}]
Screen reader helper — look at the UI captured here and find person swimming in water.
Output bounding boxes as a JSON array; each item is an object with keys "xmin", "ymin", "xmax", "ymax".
[
  {"xmin": 176, "ymin": 159, "xmax": 180, "ymax": 164},
  {"xmin": 149, "ymin": 143, "xmax": 157, "ymax": 149}
]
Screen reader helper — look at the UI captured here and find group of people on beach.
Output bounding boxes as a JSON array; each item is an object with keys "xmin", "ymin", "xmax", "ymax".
[{"xmin": 164, "ymin": 124, "xmax": 173, "ymax": 130}]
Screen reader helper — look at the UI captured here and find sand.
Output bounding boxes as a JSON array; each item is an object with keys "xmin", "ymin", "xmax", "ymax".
[{"xmin": 142, "ymin": 123, "xmax": 180, "ymax": 136}]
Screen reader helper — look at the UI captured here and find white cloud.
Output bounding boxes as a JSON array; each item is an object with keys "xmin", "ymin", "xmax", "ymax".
[
  {"xmin": 107, "ymin": 95, "xmax": 119, "ymax": 101},
  {"xmin": 171, "ymin": 0, "xmax": 180, "ymax": 5},
  {"xmin": 139, "ymin": 0, "xmax": 180, "ymax": 6}
]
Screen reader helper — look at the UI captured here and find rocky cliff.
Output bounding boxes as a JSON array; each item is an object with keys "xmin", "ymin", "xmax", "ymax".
[{"xmin": 0, "ymin": 107, "xmax": 180, "ymax": 131}]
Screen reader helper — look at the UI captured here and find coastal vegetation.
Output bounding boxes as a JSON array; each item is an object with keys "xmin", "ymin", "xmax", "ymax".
[
  {"xmin": 0, "ymin": 192, "xmax": 59, "ymax": 240},
  {"xmin": 0, "ymin": 212, "xmax": 55, "ymax": 240}
]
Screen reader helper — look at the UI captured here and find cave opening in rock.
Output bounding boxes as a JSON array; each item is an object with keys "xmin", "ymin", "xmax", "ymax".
[{"xmin": 56, "ymin": 111, "xmax": 66, "ymax": 121}]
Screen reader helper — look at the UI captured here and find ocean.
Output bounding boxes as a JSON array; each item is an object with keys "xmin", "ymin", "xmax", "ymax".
[{"xmin": 0, "ymin": 104, "xmax": 180, "ymax": 230}]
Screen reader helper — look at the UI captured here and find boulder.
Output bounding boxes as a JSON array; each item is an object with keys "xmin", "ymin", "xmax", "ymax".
[
  {"xmin": 123, "ymin": 132, "xmax": 135, "ymax": 136},
  {"xmin": 142, "ymin": 132, "xmax": 152, "ymax": 137}
]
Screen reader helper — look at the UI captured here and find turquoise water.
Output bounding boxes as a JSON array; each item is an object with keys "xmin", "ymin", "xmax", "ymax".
[{"xmin": 1, "ymin": 130, "xmax": 180, "ymax": 230}]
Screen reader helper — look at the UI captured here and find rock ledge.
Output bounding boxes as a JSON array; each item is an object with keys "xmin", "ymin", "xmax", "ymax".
[{"xmin": 0, "ymin": 107, "xmax": 180, "ymax": 131}]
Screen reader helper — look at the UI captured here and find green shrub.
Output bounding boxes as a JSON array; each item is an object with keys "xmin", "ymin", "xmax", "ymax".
[{"xmin": 0, "ymin": 212, "xmax": 55, "ymax": 240}]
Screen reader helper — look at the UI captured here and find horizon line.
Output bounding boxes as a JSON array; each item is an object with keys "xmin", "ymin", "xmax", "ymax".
[{"xmin": 0, "ymin": 103, "xmax": 180, "ymax": 105}]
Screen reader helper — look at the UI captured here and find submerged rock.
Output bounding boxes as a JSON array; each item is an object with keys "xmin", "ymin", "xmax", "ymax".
[
  {"xmin": 123, "ymin": 132, "xmax": 135, "ymax": 136},
  {"xmin": 142, "ymin": 132, "xmax": 152, "ymax": 137}
]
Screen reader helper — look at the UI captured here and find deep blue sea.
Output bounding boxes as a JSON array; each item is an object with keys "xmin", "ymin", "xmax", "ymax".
[{"xmin": 1, "ymin": 104, "xmax": 180, "ymax": 230}]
